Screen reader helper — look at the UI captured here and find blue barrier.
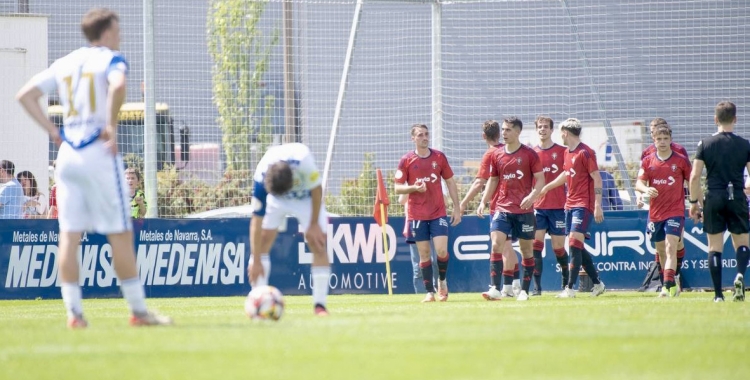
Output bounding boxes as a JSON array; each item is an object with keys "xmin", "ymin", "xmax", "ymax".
[{"xmin": 0, "ymin": 211, "xmax": 745, "ymax": 299}]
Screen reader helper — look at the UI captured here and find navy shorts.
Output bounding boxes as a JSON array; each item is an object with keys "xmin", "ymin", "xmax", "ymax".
[
  {"xmin": 411, "ymin": 217, "xmax": 449, "ymax": 242},
  {"xmin": 487, "ymin": 212, "xmax": 517, "ymax": 242},
  {"xmin": 535, "ymin": 209, "xmax": 566, "ymax": 236},
  {"xmin": 565, "ymin": 208, "xmax": 592, "ymax": 236},
  {"xmin": 490, "ymin": 211, "xmax": 535, "ymax": 240},
  {"xmin": 647, "ymin": 217, "xmax": 684, "ymax": 243}
]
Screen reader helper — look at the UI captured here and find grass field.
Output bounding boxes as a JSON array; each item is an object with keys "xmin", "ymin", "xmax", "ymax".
[{"xmin": 2, "ymin": 291, "xmax": 749, "ymax": 380}]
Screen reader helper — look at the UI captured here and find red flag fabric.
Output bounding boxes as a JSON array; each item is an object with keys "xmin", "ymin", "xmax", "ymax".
[{"xmin": 373, "ymin": 169, "xmax": 390, "ymax": 226}]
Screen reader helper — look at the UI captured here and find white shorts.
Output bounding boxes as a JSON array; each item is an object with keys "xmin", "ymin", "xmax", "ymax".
[
  {"xmin": 262, "ymin": 194, "xmax": 328, "ymax": 232},
  {"xmin": 55, "ymin": 141, "xmax": 132, "ymax": 234}
]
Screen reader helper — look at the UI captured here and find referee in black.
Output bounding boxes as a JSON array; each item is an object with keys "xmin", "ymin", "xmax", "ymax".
[{"xmin": 689, "ymin": 101, "xmax": 750, "ymax": 302}]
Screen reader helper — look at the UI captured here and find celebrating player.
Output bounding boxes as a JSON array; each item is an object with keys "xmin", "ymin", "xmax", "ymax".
[
  {"xmin": 539, "ymin": 118, "xmax": 606, "ymax": 298},
  {"xmin": 16, "ymin": 8, "xmax": 172, "ymax": 327},
  {"xmin": 637, "ymin": 118, "xmax": 689, "ymax": 289},
  {"xmin": 395, "ymin": 124, "xmax": 462, "ymax": 303},
  {"xmin": 477, "ymin": 117, "xmax": 545, "ymax": 301},
  {"xmin": 532, "ymin": 116, "xmax": 569, "ymax": 295},
  {"xmin": 248, "ymin": 143, "xmax": 331, "ymax": 315},
  {"xmin": 636, "ymin": 125, "xmax": 691, "ymax": 297},
  {"xmin": 459, "ymin": 120, "xmax": 520, "ymax": 300}
]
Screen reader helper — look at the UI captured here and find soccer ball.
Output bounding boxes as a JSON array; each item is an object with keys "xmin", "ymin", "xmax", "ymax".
[{"xmin": 244, "ymin": 285, "xmax": 285, "ymax": 321}]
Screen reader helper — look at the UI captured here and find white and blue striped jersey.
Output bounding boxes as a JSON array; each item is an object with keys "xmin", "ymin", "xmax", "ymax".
[
  {"xmin": 31, "ymin": 46, "xmax": 129, "ymax": 149},
  {"xmin": 253, "ymin": 143, "xmax": 322, "ymax": 199}
]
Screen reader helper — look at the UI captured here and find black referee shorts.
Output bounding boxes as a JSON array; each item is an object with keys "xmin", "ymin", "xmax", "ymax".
[{"xmin": 703, "ymin": 191, "xmax": 750, "ymax": 235}]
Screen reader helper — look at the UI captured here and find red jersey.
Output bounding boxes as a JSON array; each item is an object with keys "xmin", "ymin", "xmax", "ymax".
[
  {"xmin": 533, "ymin": 143, "xmax": 567, "ymax": 210},
  {"xmin": 395, "ymin": 149, "xmax": 454, "ymax": 221},
  {"xmin": 639, "ymin": 151, "xmax": 691, "ymax": 221},
  {"xmin": 565, "ymin": 143, "xmax": 599, "ymax": 212},
  {"xmin": 489, "ymin": 144, "xmax": 542, "ymax": 214},
  {"xmin": 641, "ymin": 142, "xmax": 688, "ymax": 160},
  {"xmin": 477, "ymin": 143, "xmax": 503, "ymax": 213}
]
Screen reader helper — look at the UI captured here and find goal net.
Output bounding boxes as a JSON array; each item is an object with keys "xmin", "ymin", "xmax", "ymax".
[{"xmin": 3, "ymin": 0, "xmax": 749, "ymax": 217}]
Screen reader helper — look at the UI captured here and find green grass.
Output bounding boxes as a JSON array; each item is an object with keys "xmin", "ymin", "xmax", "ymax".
[{"xmin": 1, "ymin": 292, "xmax": 749, "ymax": 380}]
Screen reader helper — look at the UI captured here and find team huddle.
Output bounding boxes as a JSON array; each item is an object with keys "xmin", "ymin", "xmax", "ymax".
[
  {"xmin": 398, "ymin": 118, "xmax": 607, "ymax": 302},
  {"xmin": 395, "ymin": 104, "xmax": 750, "ymax": 304}
]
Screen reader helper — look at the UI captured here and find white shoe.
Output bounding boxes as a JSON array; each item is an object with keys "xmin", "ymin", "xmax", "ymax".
[
  {"xmin": 658, "ymin": 288, "xmax": 668, "ymax": 298},
  {"xmin": 130, "ymin": 310, "xmax": 173, "ymax": 327},
  {"xmin": 437, "ymin": 279, "xmax": 449, "ymax": 302},
  {"xmin": 517, "ymin": 290, "xmax": 529, "ymax": 301},
  {"xmin": 733, "ymin": 274, "xmax": 745, "ymax": 302},
  {"xmin": 481, "ymin": 286, "xmax": 503, "ymax": 301},
  {"xmin": 421, "ymin": 292, "xmax": 436, "ymax": 303},
  {"xmin": 591, "ymin": 281, "xmax": 606, "ymax": 297},
  {"xmin": 499, "ymin": 286, "xmax": 515, "ymax": 298},
  {"xmin": 512, "ymin": 280, "xmax": 521, "ymax": 297},
  {"xmin": 674, "ymin": 274, "xmax": 681, "ymax": 297},
  {"xmin": 556, "ymin": 286, "xmax": 576, "ymax": 298}
]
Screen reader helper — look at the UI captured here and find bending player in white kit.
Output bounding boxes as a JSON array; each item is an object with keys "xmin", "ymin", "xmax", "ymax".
[
  {"xmin": 247, "ymin": 143, "xmax": 331, "ymax": 316},
  {"xmin": 16, "ymin": 8, "xmax": 172, "ymax": 328}
]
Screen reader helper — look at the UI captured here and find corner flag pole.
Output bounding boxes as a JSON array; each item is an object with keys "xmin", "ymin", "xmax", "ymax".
[
  {"xmin": 373, "ymin": 169, "xmax": 393, "ymax": 295},
  {"xmin": 379, "ymin": 202, "xmax": 393, "ymax": 295}
]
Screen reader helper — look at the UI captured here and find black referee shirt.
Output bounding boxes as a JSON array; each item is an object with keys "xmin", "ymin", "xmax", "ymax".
[{"xmin": 695, "ymin": 132, "xmax": 750, "ymax": 191}]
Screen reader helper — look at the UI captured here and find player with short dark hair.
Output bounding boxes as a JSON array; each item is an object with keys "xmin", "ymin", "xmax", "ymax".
[
  {"xmin": 265, "ymin": 161, "xmax": 294, "ymax": 195},
  {"xmin": 248, "ymin": 143, "xmax": 331, "ymax": 315},
  {"xmin": 540, "ymin": 118, "xmax": 606, "ymax": 298},
  {"xmin": 689, "ymin": 101, "xmax": 750, "ymax": 302},
  {"xmin": 637, "ymin": 126, "xmax": 691, "ymax": 297},
  {"xmin": 460, "ymin": 120, "xmax": 521, "ymax": 300},
  {"xmin": 477, "ymin": 117, "xmax": 545, "ymax": 301},
  {"xmin": 395, "ymin": 124, "xmax": 461, "ymax": 302},
  {"xmin": 532, "ymin": 116, "xmax": 569, "ymax": 295},
  {"xmin": 16, "ymin": 8, "xmax": 171, "ymax": 328}
]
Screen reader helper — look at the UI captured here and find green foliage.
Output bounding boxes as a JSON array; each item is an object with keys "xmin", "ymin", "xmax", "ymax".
[
  {"xmin": 450, "ymin": 165, "xmax": 478, "ymax": 213},
  {"xmin": 207, "ymin": 0, "xmax": 279, "ymax": 171},
  {"xmin": 123, "ymin": 153, "xmax": 144, "ymax": 175},
  {"xmin": 326, "ymin": 153, "xmax": 402, "ymax": 217},
  {"xmin": 156, "ymin": 166, "xmax": 253, "ymax": 218},
  {"xmin": 606, "ymin": 163, "xmax": 640, "ymax": 190}
]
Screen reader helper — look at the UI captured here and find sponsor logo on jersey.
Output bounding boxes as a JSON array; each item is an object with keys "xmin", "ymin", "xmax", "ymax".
[
  {"xmin": 502, "ymin": 170, "xmax": 525, "ymax": 180},
  {"xmin": 543, "ymin": 164, "xmax": 559, "ymax": 174}
]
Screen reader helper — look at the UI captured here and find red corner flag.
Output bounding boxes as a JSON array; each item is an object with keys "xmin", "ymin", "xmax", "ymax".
[{"xmin": 373, "ymin": 169, "xmax": 390, "ymax": 226}]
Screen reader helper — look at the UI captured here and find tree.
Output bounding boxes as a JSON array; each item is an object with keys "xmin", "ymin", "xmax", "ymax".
[
  {"xmin": 207, "ymin": 0, "xmax": 279, "ymax": 171},
  {"xmin": 326, "ymin": 153, "xmax": 403, "ymax": 217}
]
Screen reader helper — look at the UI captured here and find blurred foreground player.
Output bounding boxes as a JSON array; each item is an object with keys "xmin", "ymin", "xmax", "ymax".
[{"xmin": 17, "ymin": 8, "xmax": 172, "ymax": 328}]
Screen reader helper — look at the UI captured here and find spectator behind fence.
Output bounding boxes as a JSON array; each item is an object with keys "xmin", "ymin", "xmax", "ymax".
[
  {"xmin": 17, "ymin": 170, "xmax": 48, "ymax": 218},
  {"xmin": 48, "ymin": 161, "xmax": 58, "ymax": 219},
  {"xmin": 600, "ymin": 170, "xmax": 623, "ymax": 211},
  {"xmin": 48, "ymin": 183, "xmax": 58, "ymax": 218},
  {"xmin": 0, "ymin": 160, "xmax": 24, "ymax": 219},
  {"xmin": 125, "ymin": 167, "xmax": 146, "ymax": 218}
]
